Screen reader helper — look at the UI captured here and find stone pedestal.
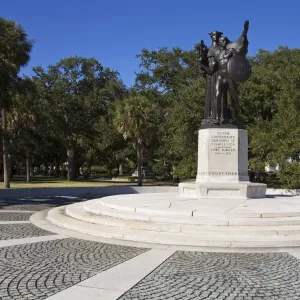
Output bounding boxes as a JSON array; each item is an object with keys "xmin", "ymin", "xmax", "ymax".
[{"xmin": 179, "ymin": 128, "xmax": 266, "ymax": 199}]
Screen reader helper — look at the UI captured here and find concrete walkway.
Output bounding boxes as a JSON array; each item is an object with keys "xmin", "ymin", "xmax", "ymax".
[
  {"xmin": 47, "ymin": 249, "xmax": 175, "ymax": 300},
  {"xmin": 1, "ymin": 196, "xmax": 300, "ymax": 299}
]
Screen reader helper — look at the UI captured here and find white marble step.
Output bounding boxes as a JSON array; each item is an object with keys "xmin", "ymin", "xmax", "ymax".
[
  {"xmin": 66, "ymin": 203, "xmax": 300, "ymax": 236},
  {"xmin": 66, "ymin": 203, "xmax": 183, "ymax": 233},
  {"xmin": 82, "ymin": 200, "xmax": 300, "ymax": 226},
  {"xmin": 84, "ymin": 200, "xmax": 252, "ymax": 222},
  {"xmin": 47, "ymin": 206, "xmax": 300, "ymax": 248},
  {"xmin": 93, "ymin": 194, "xmax": 300, "ymax": 219}
]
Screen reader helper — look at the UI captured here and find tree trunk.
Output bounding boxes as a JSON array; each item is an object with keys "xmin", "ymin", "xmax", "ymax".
[
  {"xmin": 172, "ymin": 165, "xmax": 179, "ymax": 183},
  {"xmin": 55, "ymin": 160, "xmax": 60, "ymax": 177},
  {"xmin": 30, "ymin": 163, "xmax": 34, "ymax": 177},
  {"xmin": 26, "ymin": 151, "xmax": 31, "ymax": 183},
  {"xmin": 36, "ymin": 164, "xmax": 40, "ymax": 175},
  {"xmin": 49, "ymin": 163, "xmax": 54, "ymax": 176},
  {"xmin": 2, "ymin": 108, "xmax": 10, "ymax": 188},
  {"xmin": 75, "ymin": 163, "xmax": 80, "ymax": 179},
  {"xmin": 67, "ymin": 141, "xmax": 77, "ymax": 181},
  {"xmin": 118, "ymin": 163, "xmax": 123, "ymax": 176},
  {"xmin": 9, "ymin": 160, "xmax": 13, "ymax": 181},
  {"xmin": 44, "ymin": 164, "xmax": 48, "ymax": 176},
  {"xmin": 136, "ymin": 142, "xmax": 142, "ymax": 186},
  {"xmin": 16, "ymin": 161, "xmax": 20, "ymax": 175}
]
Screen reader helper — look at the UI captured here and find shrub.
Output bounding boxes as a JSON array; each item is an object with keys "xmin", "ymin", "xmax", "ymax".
[{"xmin": 278, "ymin": 163, "xmax": 300, "ymax": 189}]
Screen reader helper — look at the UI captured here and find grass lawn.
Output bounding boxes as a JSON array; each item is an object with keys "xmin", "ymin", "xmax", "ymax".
[
  {"xmin": 0, "ymin": 176, "xmax": 177, "ymax": 189},
  {"xmin": 0, "ymin": 175, "xmax": 278, "ymax": 189}
]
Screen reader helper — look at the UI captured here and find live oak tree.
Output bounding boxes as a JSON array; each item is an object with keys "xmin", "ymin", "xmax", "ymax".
[
  {"xmin": 135, "ymin": 47, "xmax": 204, "ymax": 179},
  {"xmin": 240, "ymin": 47, "xmax": 300, "ymax": 188},
  {"xmin": 80, "ymin": 114, "xmax": 134, "ymax": 177},
  {"xmin": 7, "ymin": 77, "xmax": 38, "ymax": 183},
  {"xmin": 33, "ymin": 57, "xmax": 125, "ymax": 180},
  {"xmin": 0, "ymin": 17, "xmax": 33, "ymax": 188},
  {"xmin": 163, "ymin": 79, "xmax": 205, "ymax": 179},
  {"xmin": 136, "ymin": 47, "xmax": 199, "ymax": 94}
]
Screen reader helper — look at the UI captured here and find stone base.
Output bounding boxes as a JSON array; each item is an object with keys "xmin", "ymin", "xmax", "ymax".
[
  {"xmin": 179, "ymin": 181, "xmax": 267, "ymax": 199},
  {"xmin": 43, "ymin": 191, "xmax": 300, "ymax": 250},
  {"xmin": 201, "ymin": 119, "xmax": 239, "ymax": 129}
]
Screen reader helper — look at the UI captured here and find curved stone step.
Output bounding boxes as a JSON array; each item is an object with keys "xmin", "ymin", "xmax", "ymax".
[
  {"xmin": 66, "ymin": 203, "xmax": 300, "ymax": 237},
  {"xmin": 90, "ymin": 195, "xmax": 300, "ymax": 219},
  {"xmin": 82, "ymin": 199, "xmax": 300, "ymax": 227},
  {"xmin": 47, "ymin": 206, "xmax": 300, "ymax": 248},
  {"xmin": 66, "ymin": 203, "xmax": 183, "ymax": 233},
  {"xmin": 83, "ymin": 201, "xmax": 233, "ymax": 225}
]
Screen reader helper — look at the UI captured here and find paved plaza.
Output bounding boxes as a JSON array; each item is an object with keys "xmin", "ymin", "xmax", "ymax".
[{"xmin": 1, "ymin": 196, "xmax": 300, "ymax": 299}]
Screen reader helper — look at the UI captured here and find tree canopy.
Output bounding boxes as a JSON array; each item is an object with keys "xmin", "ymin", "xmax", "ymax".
[
  {"xmin": 0, "ymin": 17, "xmax": 33, "ymax": 188},
  {"xmin": 1, "ymin": 16, "xmax": 300, "ymax": 189}
]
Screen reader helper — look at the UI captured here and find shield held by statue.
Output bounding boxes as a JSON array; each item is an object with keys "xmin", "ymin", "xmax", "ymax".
[{"xmin": 227, "ymin": 55, "xmax": 251, "ymax": 83}]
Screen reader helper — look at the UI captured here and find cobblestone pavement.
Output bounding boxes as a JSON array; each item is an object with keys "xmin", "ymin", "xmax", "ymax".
[
  {"xmin": 0, "ymin": 224, "xmax": 54, "ymax": 240},
  {"xmin": 120, "ymin": 251, "xmax": 300, "ymax": 300},
  {"xmin": 0, "ymin": 196, "xmax": 89, "ymax": 242},
  {"xmin": 0, "ymin": 204, "xmax": 55, "ymax": 211},
  {"xmin": 1, "ymin": 198, "xmax": 300, "ymax": 300},
  {"xmin": 0, "ymin": 212, "xmax": 33, "ymax": 221},
  {"xmin": 0, "ymin": 238, "xmax": 147, "ymax": 300}
]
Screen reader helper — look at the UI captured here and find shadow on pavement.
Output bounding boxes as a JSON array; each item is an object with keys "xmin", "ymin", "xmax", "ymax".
[{"xmin": 0, "ymin": 194, "xmax": 102, "ymax": 210}]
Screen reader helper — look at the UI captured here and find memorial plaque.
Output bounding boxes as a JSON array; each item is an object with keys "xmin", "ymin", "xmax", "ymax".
[{"xmin": 196, "ymin": 128, "xmax": 249, "ymax": 183}]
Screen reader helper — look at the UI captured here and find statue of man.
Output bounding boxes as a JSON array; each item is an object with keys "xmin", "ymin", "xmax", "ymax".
[
  {"xmin": 195, "ymin": 31, "xmax": 223, "ymax": 124},
  {"xmin": 200, "ymin": 36, "xmax": 240, "ymax": 124},
  {"xmin": 196, "ymin": 20, "xmax": 250, "ymax": 127}
]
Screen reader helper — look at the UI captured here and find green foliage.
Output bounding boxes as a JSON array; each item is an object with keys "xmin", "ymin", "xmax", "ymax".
[
  {"xmin": 81, "ymin": 115, "xmax": 134, "ymax": 172},
  {"xmin": 33, "ymin": 57, "xmax": 124, "ymax": 142},
  {"xmin": 136, "ymin": 47, "xmax": 198, "ymax": 94},
  {"xmin": 0, "ymin": 17, "xmax": 33, "ymax": 106},
  {"xmin": 113, "ymin": 93, "xmax": 157, "ymax": 146},
  {"xmin": 112, "ymin": 93, "xmax": 158, "ymax": 185},
  {"xmin": 7, "ymin": 78, "xmax": 40, "ymax": 154},
  {"xmin": 2, "ymin": 16, "xmax": 300, "ymax": 189},
  {"xmin": 278, "ymin": 163, "xmax": 300, "ymax": 189},
  {"xmin": 245, "ymin": 47, "xmax": 300, "ymax": 187},
  {"xmin": 164, "ymin": 79, "xmax": 205, "ymax": 178},
  {"xmin": 135, "ymin": 45, "xmax": 300, "ymax": 184},
  {"xmin": 32, "ymin": 56, "xmax": 126, "ymax": 179},
  {"xmin": 0, "ymin": 17, "xmax": 33, "ymax": 188},
  {"xmin": 149, "ymin": 160, "xmax": 171, "ymax": 177},
  {"xmin": 135, "ymin": 46, "xmax": 205, "ymax": 178}
]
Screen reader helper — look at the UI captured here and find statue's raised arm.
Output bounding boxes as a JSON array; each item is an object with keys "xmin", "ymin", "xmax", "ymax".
[
  {"xmin": 243, "ymin": 20, "xmax": 249, "ymax": 37},
  {"xmin": 226, "ymin": 20, "xmax": 249, "ymax": 57}
]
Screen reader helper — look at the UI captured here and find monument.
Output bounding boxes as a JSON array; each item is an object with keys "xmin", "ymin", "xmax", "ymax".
[
  {"xmin": 179, "ymin": 20, "xmax": 267, "ymax": 199},
  {"xmin": 41, "ymin": 20, "xmax": 300, "ymax": 249}
]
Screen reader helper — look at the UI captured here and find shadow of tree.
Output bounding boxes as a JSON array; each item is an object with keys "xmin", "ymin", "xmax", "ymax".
[{"xmin": 0, "ymin": 195, "xmax": 100, "ymax": 210}]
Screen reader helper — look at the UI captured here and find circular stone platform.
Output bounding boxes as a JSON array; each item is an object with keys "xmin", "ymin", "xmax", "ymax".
[{"xmin": 46, "ymin": 191, "xmax": 300, "ymax": 250}]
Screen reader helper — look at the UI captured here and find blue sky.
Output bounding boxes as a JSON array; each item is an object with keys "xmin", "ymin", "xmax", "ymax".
[{"xmin": 2, "ymin": 0, "xmax": 299, "ymax": 87}]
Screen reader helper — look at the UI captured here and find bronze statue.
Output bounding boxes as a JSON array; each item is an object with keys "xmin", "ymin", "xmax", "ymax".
[{"xmin": 195, "ymin": 20, "xmax": 250, "ymax": 128}]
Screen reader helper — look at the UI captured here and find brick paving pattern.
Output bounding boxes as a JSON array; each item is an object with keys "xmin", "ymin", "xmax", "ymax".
[
  {"xmin": 0, "ymin": 238, "xmax": 148, "ymax": 300},
  {"xmin": 1, "ymin": 199, "xmax": 300, "ymax": 299},
  {"xmin": 0, "ymin": 212, "xmax": 33, "ymax": 221},
  {"xmin": 119, "ymin": 251, "xmax": 300, "ymax": 300},
  {"xmin": 0, "ymin": 224, "xmax": 54, "ymax": 240}
]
